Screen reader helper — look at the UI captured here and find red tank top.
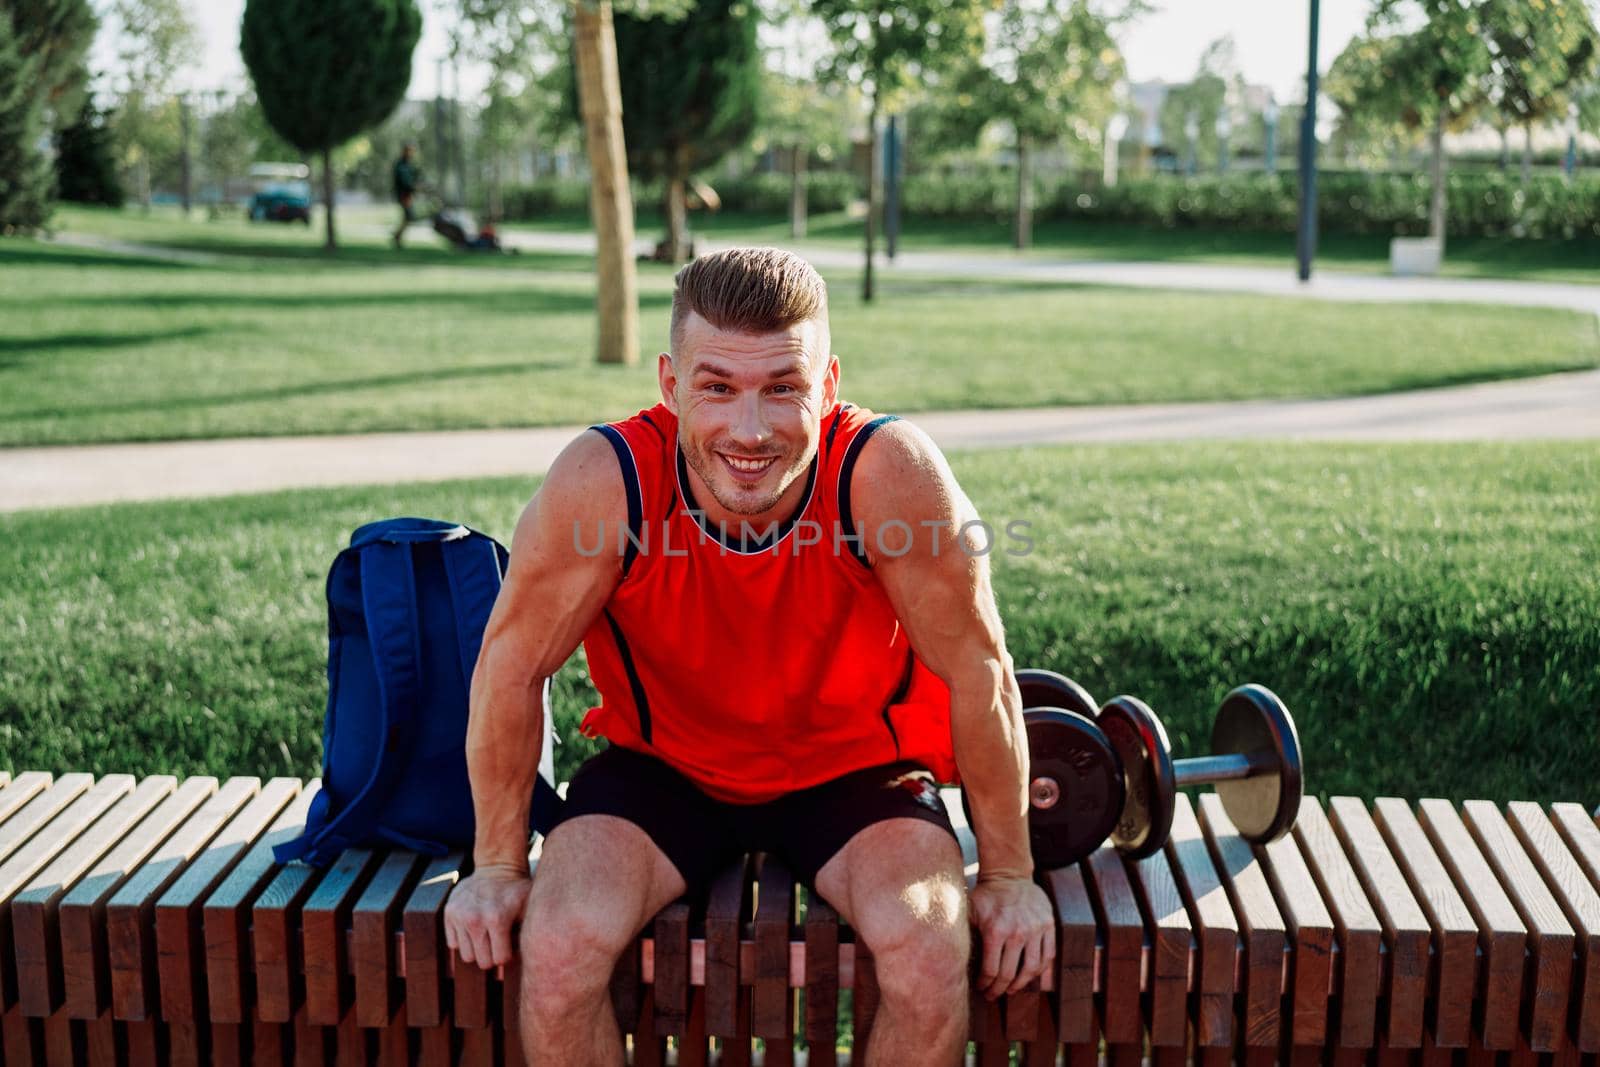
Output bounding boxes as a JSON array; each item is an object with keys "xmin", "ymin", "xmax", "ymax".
[{"xmin": 577, "ymin": 401, "xmax": 957, "ymax": 803}]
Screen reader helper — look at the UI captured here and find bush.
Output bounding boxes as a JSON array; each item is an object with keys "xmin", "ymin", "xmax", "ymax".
[
  {"xmin": 498, "ymin": 179, "xmax": 594, "ymax": 219},
  {"xmin": 712, "ymin": 170, "xmax": 857, "ymax": 214},
  {"xmin": 1051, "ymin": 170, "xmax": 1600, "ymax": 239}
]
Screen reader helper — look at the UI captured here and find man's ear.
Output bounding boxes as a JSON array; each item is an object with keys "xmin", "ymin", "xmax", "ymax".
[
  {"xmin": 822, "ymin": 354, "xmax": 840, "ymax": 409},
  {"xmin": 658, "ymin": 352, "xmax": 678, "ymax": 413}
]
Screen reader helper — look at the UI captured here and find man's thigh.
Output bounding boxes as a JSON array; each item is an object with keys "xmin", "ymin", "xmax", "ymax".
[
  {"xmin": 812, "ymin": 815, "xmax": 968, "ymax": 952},
  {"xmin": 526, "ymin": 813, "xmax": 687, "ymax": 944},
  {"xmin": 547, "ymin": 745, "xmax": 744, "ymax": 897}
]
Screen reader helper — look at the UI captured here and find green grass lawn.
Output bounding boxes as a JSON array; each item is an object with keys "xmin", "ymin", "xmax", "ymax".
[
  {"xmin": 5, "ymin": 207, "xmax": 1597, "ymax": 448},
  {"xmin": 2, "ymin": 441, "xmax": 1595, "ymax": 805}
]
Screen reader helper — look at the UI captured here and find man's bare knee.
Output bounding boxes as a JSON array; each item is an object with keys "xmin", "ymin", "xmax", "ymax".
[
  {"xmin": 519, "ymin": 893, "xmax": 633, "ymax": 1014},
  {"xmin": 871, "ymin": 909, "xmax": 970, "ymax": 1015}
]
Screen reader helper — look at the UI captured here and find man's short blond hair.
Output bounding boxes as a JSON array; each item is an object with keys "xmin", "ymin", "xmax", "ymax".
[{"xmin": 669, "ymin": 247, "xmax": 829, "ymax": 356}]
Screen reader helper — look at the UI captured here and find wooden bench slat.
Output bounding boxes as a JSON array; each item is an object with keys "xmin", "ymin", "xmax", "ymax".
[
  {"xmin": 0, "ymin": 774, "xmax": 136, "ymax": 1012},
  {"xmin": 1199, "ymin": 792, "xmax": 1288, "ymax": 1051},
  {"xmin": 1044, "ymin": 862, "xmax": 1097, "ymax": 1045},
  {"xmin": 1257, "ymin": 812, "xmax": 1335, "ymax": 1050},
  {"xmin": 653, "ymin": 899, "xmax": 691, "ymax": 1038},
  {"xmin": 202, "ymin": 781, "xmax": 322, "ymax": 1025},
  {"xmin": 13, "ymin": 775, "xmax": 175, "ymax": 1018},
  {"xmin": 155, "ymin": 777, "xmax": 301, "ymax": 1025},
  {"xmin": 1416, "ymin": 796, "xmax": 1528, "ymax": 1051},
  {"xmin": 301, "ymin": 846, "xmax": 383, "ymax": 1027},
  {"xmin": 1547, "ymin": 803, "xmax": 1600, "ymax": 1052},
  {"xmin": 1370, "ymin": 796, "xmax": 1480, "ymax": 1049},
  {"xmin": 400, "ymin": 850, "xmax": 462, "ymax": 1029},
  {"xmin": 704, "ymin": 855, "xmax": 749, "ymax": 1039},
  {"xmin": 1292, "ymin": 795, "xmax": 1383, "ymax": 1051},
  {"xmin": 802, "ymin": 887, "xmax": 839, "ymax": 1057},
  {"xmin": 1506, "ymin": 801, "xmax": 1600, "ymax": 1053},
  {"xmin": 1328, "ymin": 795, "xmax": 1432, "ymax": 1050},
  {"xmin": 1084, "ymin": 844, "xmax": 1145, "ymax": 1047},
  {"xmin": 0, "ymin": 774, "xmax": 51, "ymax": 836},
  {"xmin": 1462, "ymin": 799, "xmax": 1577, "ymax": 1052},
  {"xmin": 1164, "ymin": 792, "xmax": 1238, "ymax": 1050},
  {"xmin": 58, "ymin": 776, "xmax": 217, "ymax": 1021},
  {"xmin": 107, "ymin": 775, "xmax": 259, "ymax": 1021},
  {"xmin": 250, "ymin": 842, "xmax": 329, "ymax": 1026},
  {"xmin": 0, "ymin": 774, "xmax": 80, "ymax": 870},
  {"xmin": 351, "ymin": 848, "xmax": 424, "ymax": 1028},
  {"xmin": 752, "ymin": 855, "xmax": 794, "ymax": 1042},
  {"xmin": 1128, "ymin": 844, "xmax": 1196, "ymax": 1050}
]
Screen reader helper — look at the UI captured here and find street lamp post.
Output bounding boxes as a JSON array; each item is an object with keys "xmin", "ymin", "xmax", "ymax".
[
  {"xmin": 1296, "ymin": 0, "xmax": 1321, "ymax": 282},
  {"xmin": 1264, "ymin": 97, "xmax": 1279, "ymax": 174},
  {"xmin": 1216, "ymin": 110, "xmax": 1232, "ymax": 174},
  {"xmin": 1185, "ymin": 114, "xmax": 1200, "ymax": 176}
]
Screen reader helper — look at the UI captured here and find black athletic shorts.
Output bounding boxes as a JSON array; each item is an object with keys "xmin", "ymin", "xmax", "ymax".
[{"xmin": 550, "ymin": 745, "xmax": 960, "ymax": 893}]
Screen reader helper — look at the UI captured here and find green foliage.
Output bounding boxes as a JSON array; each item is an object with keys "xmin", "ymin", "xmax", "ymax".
[
  {"xmin": 711, "ymin": 170, "xmax": 859, "ymax": 213},
  {"xmin": 1482, "ymin": 0, "xmax": 1598, "ymax": 129},
  {"xmin": 2, "ymin": 442, "xmax": 1596, "ymax": 806},
  {"xmin": 2, "ymin": 0, "xmax": 96, "ymax": 120},
  {"xmin": 55, "ymin": 96, "xmax": 124, "ymax": 207},
  {"xmin": 1157, "ymin": 36, "xmax": 1238, "ymax": 172},
  {"xmin": 0, "ymin": 7, "xmax": 53, "ymax": 233},
  {"xmin": 611, "ymin": 0, "xmax": 762, "ymax": 182},
  {"xmin": 240, "ymin": 0, "xmax": 422, "ymax": 156},
  {"xmin": 881, "ymin": 166, "xmax": 1600, "ymax": 240},
  {"xmin": 810, "ymin": 0, "xmax": 989, "ymax": 112}
]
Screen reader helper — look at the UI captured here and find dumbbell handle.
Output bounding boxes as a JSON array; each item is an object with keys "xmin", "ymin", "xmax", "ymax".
[{"xmin": 1172, "ymin": 748, "xmax": 1278, "ymax": 787}]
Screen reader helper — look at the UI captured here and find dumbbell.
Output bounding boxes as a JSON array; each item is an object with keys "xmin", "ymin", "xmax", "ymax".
[
  {"xmin": 1097, "ymin": 685, "xmax": 1303, "ymax": 860},
  {"xmin": 973, "ymin": 670, "xmax": 1127, "ymax": 871}
]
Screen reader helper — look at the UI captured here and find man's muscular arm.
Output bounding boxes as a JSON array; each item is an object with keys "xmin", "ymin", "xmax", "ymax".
[
  {"xmin": 444, "ymin": 430, "xmax": 626, "ymax": 969},
  {"xmin": 852, "ymin": 419, "xmax": 1053, "ymax": 999}
]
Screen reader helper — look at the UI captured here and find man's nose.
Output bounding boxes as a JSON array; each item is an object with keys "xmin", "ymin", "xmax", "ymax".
[{"xmin": 727, "ymin": 394, "xmax": 770, "ymax": 447}]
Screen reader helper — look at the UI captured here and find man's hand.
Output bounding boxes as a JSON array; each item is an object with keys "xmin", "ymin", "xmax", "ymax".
[
  {"xmin": 444, "ymin": 865, "xmax": 533, "ymax": 970},
  {"xmin": 970, "ymin": 875, "xmax": 1055, "ymax": 999}
]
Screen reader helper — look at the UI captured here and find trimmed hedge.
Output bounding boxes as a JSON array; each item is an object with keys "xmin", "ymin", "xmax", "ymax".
[
  {"xmin": 899, "ymin": 167, "xmax": 1600, "ymax": 239},
  {"xmin": 497, "ymin": 171, "xmax": 859, "ymax": 222}
]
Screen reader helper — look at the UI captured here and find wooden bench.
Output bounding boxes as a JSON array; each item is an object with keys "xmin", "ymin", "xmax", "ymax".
[{"xmin": 0, "ymin": 769, "xmax": 1597, "ymax": 1065}]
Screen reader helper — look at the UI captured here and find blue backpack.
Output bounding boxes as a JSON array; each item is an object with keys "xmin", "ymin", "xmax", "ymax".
[{"xmin": 275, "ymin": 517, "xmax": 562, "ymax": 867}]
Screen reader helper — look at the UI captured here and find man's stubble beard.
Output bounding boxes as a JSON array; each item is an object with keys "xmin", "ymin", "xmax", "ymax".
[{"xmin": 680, "ymin": 436, "xmax": 809, "ymax": 517}]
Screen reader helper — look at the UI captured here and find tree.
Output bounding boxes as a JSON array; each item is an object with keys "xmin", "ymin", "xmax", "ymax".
[
  {"xmin": 1482, "ymin": 0, "xmax": 1598, "ymax": 190},
  {"xmin": 1325, "ymin": 33, "xmax": 1426, "ymax": 168},
  {"xmin": 0, "ymin": 6, "xmax": 53, "ymax": 232},
  {"xmin": 1157, "ymin": 36, "xmax": 1239, "ymax": 175},
  {"xmin": 1344, "ymin": 2, "xmax": 1494, "ymax": 248},
  {"xmin": 761, "ymin": 67, "xmax": 857, "ymax": 238},
  {"xmin": 241, "ymin": 0, "xmax": 422, "ymax": 250},
  {"xmin": 4, "ymin": 0, "xmax": 96, "ymax": 118},
  {"xmin": 103, "ymin": 0, "xmax": 199, "ymax": 209},
  {"xmin": 811, "ymin": 0, "xmax": 987, "ymax": 301},
  {"xmin": 963, "ymin": 0, "xmax": 1134, "ymax": 248},
  {"xmin": 612, "ymin": 0, "xmax": 761, "ymax": 263},
  {"xmin": 56, "ymin": 95, "xmax": 125, "ymax": 206}
]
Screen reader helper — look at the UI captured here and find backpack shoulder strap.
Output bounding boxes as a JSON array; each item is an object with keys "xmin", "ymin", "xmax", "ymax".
[{"xmin": 275, "ymin": 539, "xmax": 424, "ymax": 862}]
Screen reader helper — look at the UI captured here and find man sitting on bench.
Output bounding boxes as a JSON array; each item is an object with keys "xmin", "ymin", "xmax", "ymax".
[{"xmin": 443, "ymin": 247, "xmax": 1053, "ymax": 1065}]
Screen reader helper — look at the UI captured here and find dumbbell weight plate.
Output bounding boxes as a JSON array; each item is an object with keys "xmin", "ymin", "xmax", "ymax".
[
  {"xmin": 1098, "ymin": 696, "xmax": 1177, "ymax": 860},
  {"xmin": 961, "ymin": 707, "xmax": 1124, "ymax": 871},
  {"xmin": 1023, "ymin": 708, "xmax": 1125, "ymax": 869},
  {"xmin": 1212, "ymin": 684, "xmax": 1303, "ymax": 842},
  {"xmin": 1015, "ymin": 668, "xmax": 1099, "ymax": 720}
]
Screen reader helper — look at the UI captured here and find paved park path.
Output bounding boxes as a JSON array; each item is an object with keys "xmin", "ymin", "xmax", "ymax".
[{"xmin": 4, "ymin": 368, "xmax": 1596, "ymax": 513}]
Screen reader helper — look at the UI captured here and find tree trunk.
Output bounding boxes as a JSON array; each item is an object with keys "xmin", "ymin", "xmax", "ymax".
[
  {"xmin": 322, "ymin": 147, "xmax": 337, "ymax": 251},
  {"xmin": 664, "ymin": 156, "xmax": 690, "ymax": 264},
  {"xmin": 1498, "ymin": 125, "xmax": 1510, "ymax": 170},
  {"xmin": 1521, "ymin": 120, "xmax": 1533, "ymax": 193},
  {"xmin": 863, "ymin": 93, "xmax": 879, "ymax": 303},
  {"xmin": 138, "ymin": 154, "xmax": 151, "ymax": 212},
  {"xmin": 789, "ymin": 144, "xmax": 807, "ymax": 239},
  {"xmin": 1014, "ymin": 134, "xmax": 1032, "ymax": 250},
  {"xmin": 1428, "ymin": 108, "xmax": 1446, "ymax": 252},
  {"xmin": 488, "ymin": 149, "xmax": 503, "ymax": 222},
  {"xmin": 573, "ymin": 0, "xmax": 639, "ymax": 366}
]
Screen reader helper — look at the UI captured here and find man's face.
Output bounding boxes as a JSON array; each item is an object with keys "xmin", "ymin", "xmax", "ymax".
[{"xmin": 660, "ymin": 312, "xmax": 839, "ymax": 520}]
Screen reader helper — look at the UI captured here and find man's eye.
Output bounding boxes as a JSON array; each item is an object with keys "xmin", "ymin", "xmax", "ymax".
[
  {"xmin": 771, "ymin": 384, "xmax": 794, "ymax": 395},
  {"xmin": 706, "ymin": 382, "xmax": 730, "ymax": 394}
]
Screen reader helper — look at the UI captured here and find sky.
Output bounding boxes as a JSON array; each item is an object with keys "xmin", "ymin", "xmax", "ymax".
[{"xmin": 142, "ymin": 0, "xmax": 1371, "ymax": 107}]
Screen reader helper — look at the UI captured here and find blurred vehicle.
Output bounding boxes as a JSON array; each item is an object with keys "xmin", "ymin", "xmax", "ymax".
[{"xmin": 247, "ymin": 163, "xmax": 313, "ymax": 225}]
